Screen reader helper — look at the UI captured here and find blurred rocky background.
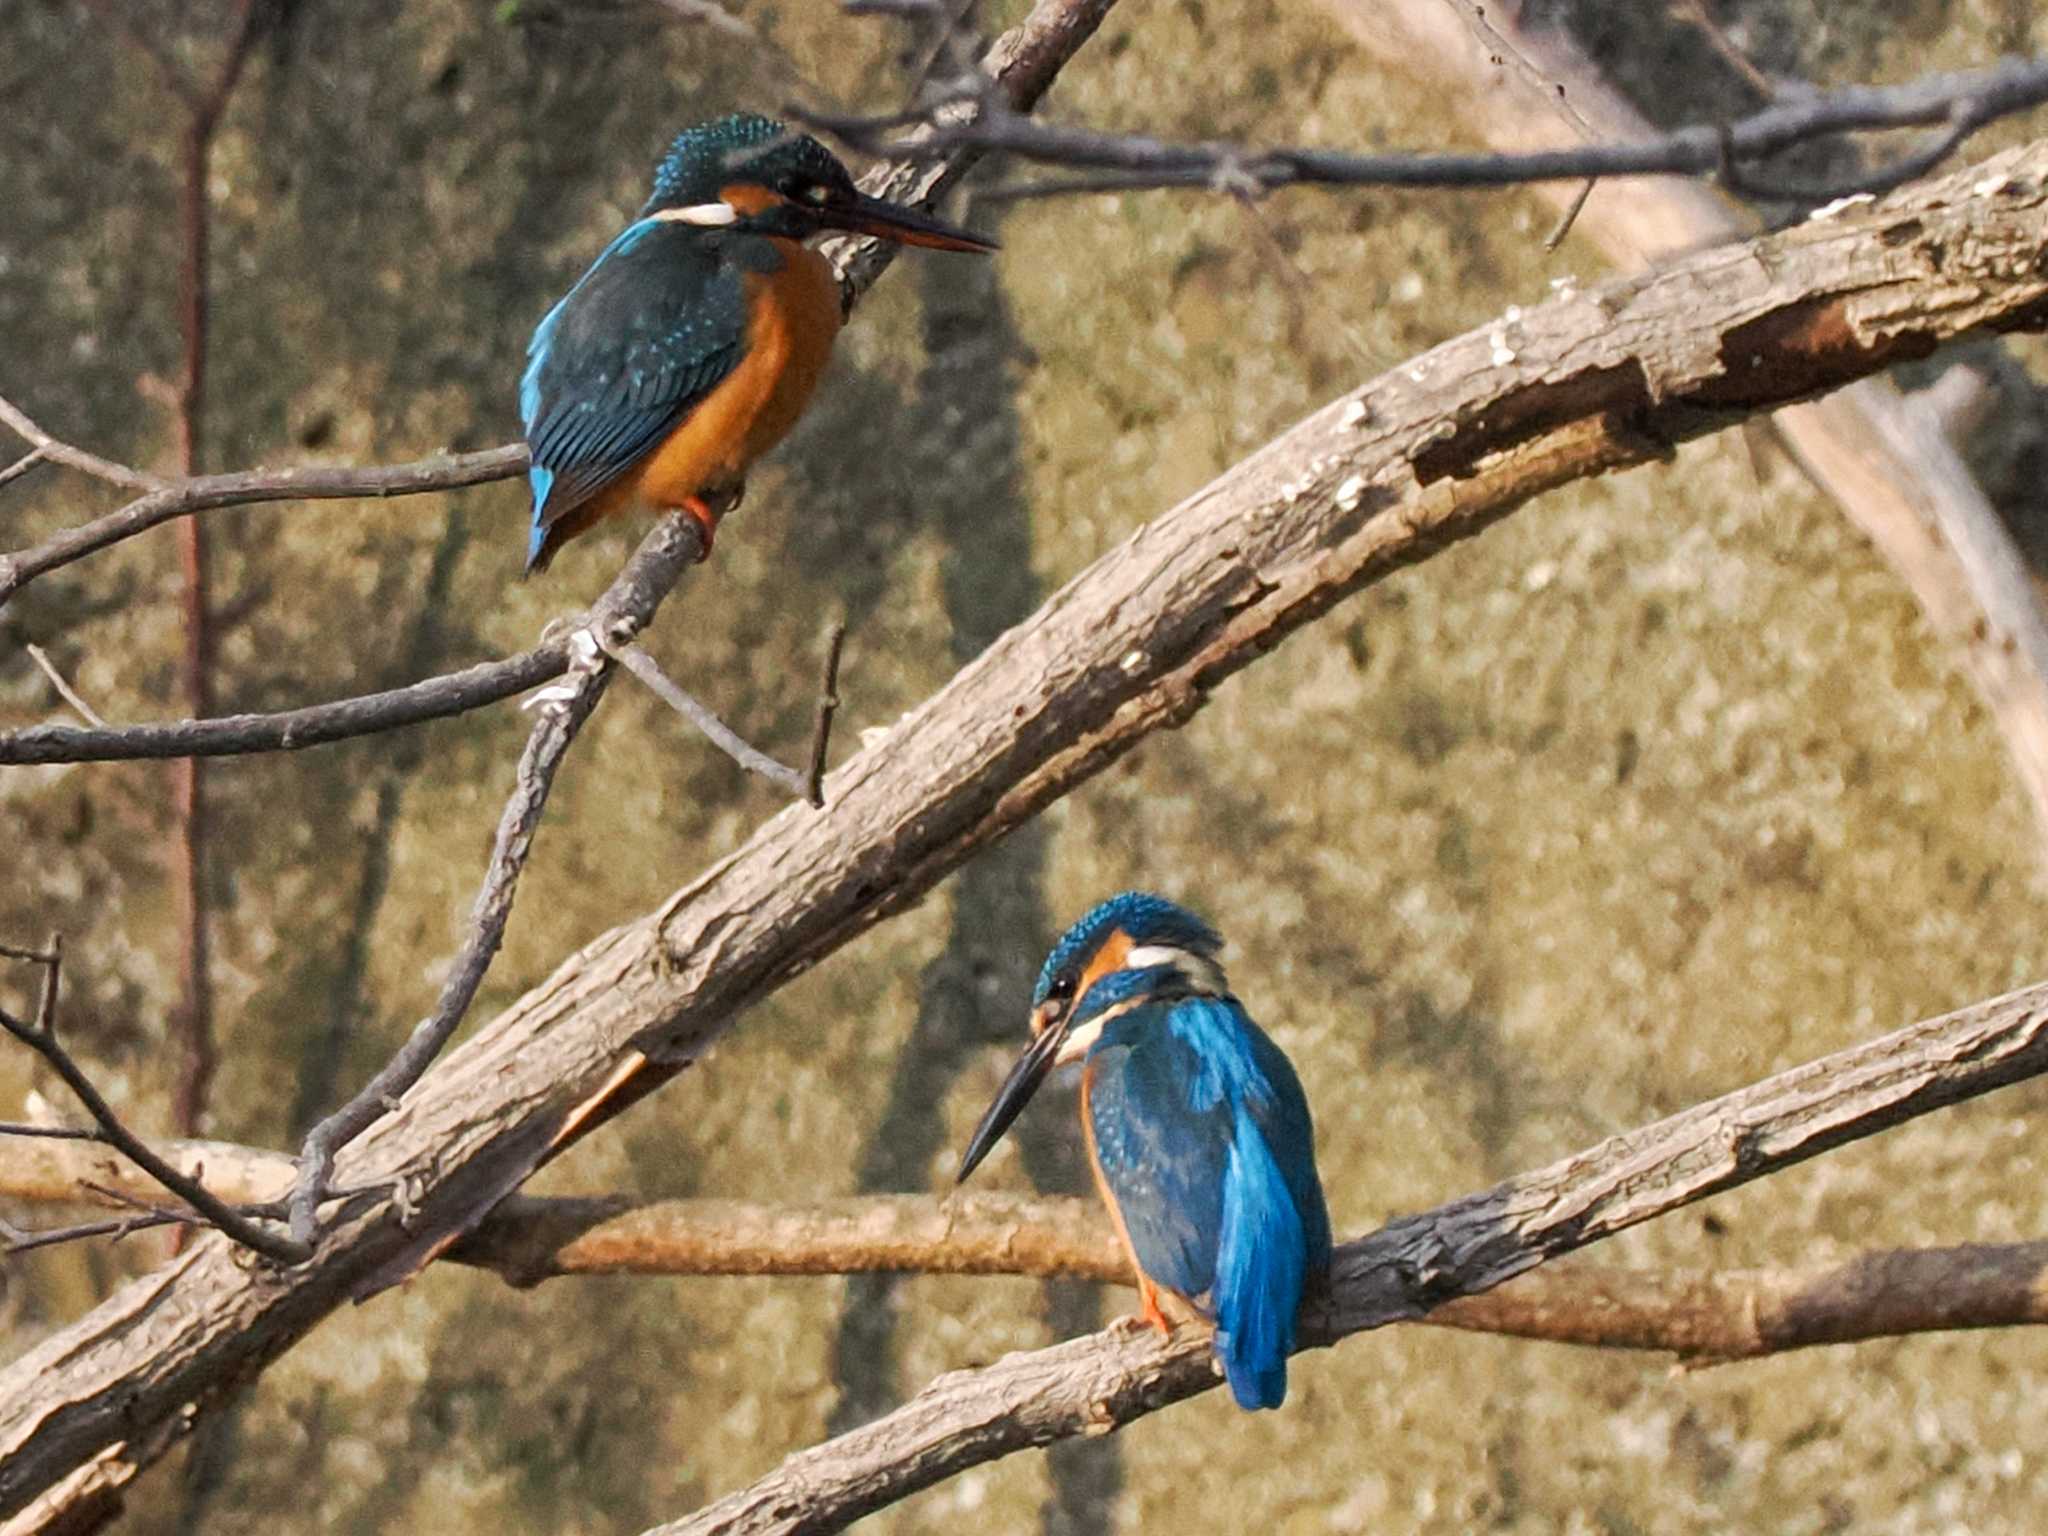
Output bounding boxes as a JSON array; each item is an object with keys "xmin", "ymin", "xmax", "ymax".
[{"xmin": 5, "ymin": 0, "xmax": 2048, "ymax": 1530}]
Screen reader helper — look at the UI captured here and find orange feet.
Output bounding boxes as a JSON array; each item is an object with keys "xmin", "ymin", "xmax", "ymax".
[
  {"xmin": 1138, "ymin": 1278, "xmax": 1174, "ymax": 1338},
  {"xmin": 680, "ymin": 495, "xmax": 718, "ymax": 562}
]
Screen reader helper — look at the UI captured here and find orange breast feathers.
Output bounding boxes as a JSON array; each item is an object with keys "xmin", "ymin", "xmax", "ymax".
[{"xmin": 627, "ymin": 237, "xmax": 843, "ymax": 513}]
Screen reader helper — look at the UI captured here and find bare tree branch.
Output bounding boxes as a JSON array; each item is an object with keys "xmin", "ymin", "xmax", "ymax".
[
  {"xmin": 284, "ymin": 515, "xmax": 706, "ymax": 1247},
  {"xmin": 1326, "ymin": 0, "xmax": 2048, "ymax": 865},
  {"xmin": 0, "ymin": 119, "xmax": 2040, "ymax": 1530},
  {"xmin": 0, "ymin": 443, "xmax": 524, "ymax": 604},
  {"xmin": 606, "ymin": 640, "xmax": 816, "ymax": 801},
  {"xmin": 9, "ymin": 1134, "xmax": 2045, "ymax": 1368},
  {"xmin": 811, "ymin": 54, "xmax": 2048, "ymax": 202},
  {"xmin": 0, "ymin": 641, "xmax": 567, "ymax": 764},
  {"xmin": 0, "ymin": 395, "xmax": 164, "ymax": 496},
  {"xmin": 664, "ymin": 981, "xmax": 2048, "ymax": 1535},
  {"xmin": 20, "ymin": 646, "xmax": 107, "ymax": 729}
]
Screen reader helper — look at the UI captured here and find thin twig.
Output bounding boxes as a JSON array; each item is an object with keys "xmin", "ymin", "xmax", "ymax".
[
  {"xmin": 0, "ymin": 643, "xmax": 570, "ymax": 764},
  {"xmin": 0, "ymin": 447, "xmax": 48, "ymax": 491},
  {"xmin": 1668, "ymin": 0, "xmax": 1781, "ymax": 99},
  {"xmin": 0, "ymin": 942, "xmax": 301, "ymax": 1261},
  {"xmin": 0, "ymin": 1122, "xmax": 105, "ymax": 1141},
  {"xmin": 606, "ymin": 640, "xmax": 814, "ymax": 799},
  {"xmin": 0, "ymin": 442, "xmax": 525, "ymax": 604},
  {"xmin": 2, "ymin": 1210, "xmax": 186, "ymax": 1256},
  {"xmin": 24, "ymin": 645, "xmax": 109, "ymax": 729},
  {"xmin": 285, "ymin": 513, "xmax": 709, "ymax": 1248},
  {"xmin": 0, "ymin": 393, "xmax": 165, "ymax": 495},
  {"xmin": 805, "ymin": 621, "xmax": 846, "ymax": 807},
  {"xmin": 1542, "ymin": 174, "xmax": 1595, "ymax": 249}
]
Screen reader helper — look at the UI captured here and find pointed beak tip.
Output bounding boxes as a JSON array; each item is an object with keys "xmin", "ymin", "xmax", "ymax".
[{"xmin": 831, "ymin": 194, "xmax": 996, "ymax": 253}]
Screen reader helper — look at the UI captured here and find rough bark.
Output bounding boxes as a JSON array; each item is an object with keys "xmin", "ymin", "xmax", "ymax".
[
  {"xmin": 662, "ymin": 980, "xmax": 2048, "ymax": 1536},
  {"xmin": 3, "ymin": 134, "xmax": 2047, "ymax": 1528},
  {"xmin": 1329, "ymin": 0, "xmax": 2048, "ymax": 859}
]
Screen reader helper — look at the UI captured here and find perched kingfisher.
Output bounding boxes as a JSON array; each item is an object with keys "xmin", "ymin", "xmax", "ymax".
[
  {"xmin": 957, "ymin": 893, "xmax": 1333, "ymax": 1410},
  {"xmin": 519, "ymin": 114, "xmax": 996, "ymax": 573}
]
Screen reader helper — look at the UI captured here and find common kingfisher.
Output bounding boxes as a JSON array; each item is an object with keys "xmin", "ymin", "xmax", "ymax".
[
  {"xmin": 957, "ymin": 892, "xmax": 1333, "ymax": 1410},
  {"xmin": 519, "ymin": 114, "xmax": 996, "ymax": 573}
]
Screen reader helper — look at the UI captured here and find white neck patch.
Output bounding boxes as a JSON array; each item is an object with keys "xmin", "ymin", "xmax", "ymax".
[
  {"xmin": 1054, "ymin": 1016, "xmax": 1104, "ymax": 1065},
  {"xmin": 652, "ymin": 202, "xmax": 739, "ymax": 227},
  {"xmin": 1123, "ymin": 944, "xmax": 1226, "ymax": 996}
]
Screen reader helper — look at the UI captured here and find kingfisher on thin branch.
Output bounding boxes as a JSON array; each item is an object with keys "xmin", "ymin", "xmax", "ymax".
[
  {"xmin": 519, "ymin": 113, "xmax": 996, "ymax": 574},
  {"xmin": 957, "ymin": 892, "xmax": 1333, "ymax": 1410}
]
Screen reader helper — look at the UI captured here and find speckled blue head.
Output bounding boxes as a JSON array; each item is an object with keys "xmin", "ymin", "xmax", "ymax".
[
  {"xmin": 643, "ymin": 113, "xmax": 856, "ymax": 213},
  {"xmin": 1032, "ymin": 891, "xmax": 1224, "ymax": 1012}
]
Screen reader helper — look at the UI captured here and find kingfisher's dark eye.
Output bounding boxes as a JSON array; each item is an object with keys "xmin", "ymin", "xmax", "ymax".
[{"xmin": 1048, "ymin": 972, "xmax": 1075, "ymax": 1001}]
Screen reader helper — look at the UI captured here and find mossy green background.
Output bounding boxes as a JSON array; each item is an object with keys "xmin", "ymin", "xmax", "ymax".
[{"xmin": 5, "ymin": 0, "xmax": 2048, "ymax": 1530}]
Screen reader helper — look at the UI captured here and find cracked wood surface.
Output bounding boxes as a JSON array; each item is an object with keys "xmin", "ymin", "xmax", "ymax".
[
  {"xmin": 1331, "ymin": 0, "xmax": 2048, "ymax": 858},
  {"xmin": 3, "ymin": 138, "xmax": 2047, "ymax": 1528}
]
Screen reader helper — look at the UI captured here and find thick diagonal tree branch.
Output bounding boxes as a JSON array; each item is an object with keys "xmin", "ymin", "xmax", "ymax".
[
  {"xmin": 666, "ymin": 981, "xmax": 2048, "ymax": 1535},
  {"xmin": 1327, "ymin": 0, "xmax": 2048, "ymax": 864},
  {"xmin": 1, "ymin": 135, "xmax": 2045, "ymax": 1529}
]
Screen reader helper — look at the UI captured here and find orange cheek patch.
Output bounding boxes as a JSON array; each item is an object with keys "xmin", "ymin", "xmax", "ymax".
[
  {"xmin": 718, "ymin": 183, "xmax": 784, "ymax": 216},
  {"xmin": 1075, "ymin": 929, "xmax": 1134, "ymax": 1007}
]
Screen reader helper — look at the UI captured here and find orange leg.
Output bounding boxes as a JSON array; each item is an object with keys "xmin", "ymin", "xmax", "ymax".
[
  {"xmin": 1137, "ymin": 1275, "xmax": 1174, "ymax": 1337},
  {"xmin": 677, "ymin": 495, "xmax": 718, "ymax": 562}
]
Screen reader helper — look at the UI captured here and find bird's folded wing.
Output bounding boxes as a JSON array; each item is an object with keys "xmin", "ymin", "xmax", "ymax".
[{"xmin": 521, "ymin": 218, "xmax": 747, "ymax": 528}]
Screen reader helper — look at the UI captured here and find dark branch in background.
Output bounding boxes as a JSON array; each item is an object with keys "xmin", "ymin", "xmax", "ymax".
[
  {"xmin": 665, "ymin": 982, "xmax": 2048, "ymax": 1536},
  {"xmin": 77, "ymin": 0, "xmax": 269, "ymax": 1146},
  {"xmin": 0, "ymin": 940, "xmax": 299, "ymax": 1262},
  {"xmin": 799, "ymin": 53, "xmax": 2048, "ymax": 202},
  {"xmin": 0, "ymin": 442, "xmax": 525, "ymax": 605},
  {"xmin": 285, "ymin": 515, "xmax": 707, "ymax": 1248}
]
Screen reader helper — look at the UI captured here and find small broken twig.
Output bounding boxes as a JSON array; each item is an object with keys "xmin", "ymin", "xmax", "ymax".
[
  {"xmin": 805, "ymin": 621, "xmax": 846, "ymax": 808},
  {"xmin": 606, "ymin": 640, "xmax": 814, "ymax": 801},
  {"xmin": 24, "ymin": 644, "xmax": 110, "ymax": 729}
]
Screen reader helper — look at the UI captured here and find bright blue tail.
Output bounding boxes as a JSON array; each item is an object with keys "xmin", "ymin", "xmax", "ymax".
[{"xmin": 1212, "ymin": 1112, "xmax": 1309, "ymax": 1410}]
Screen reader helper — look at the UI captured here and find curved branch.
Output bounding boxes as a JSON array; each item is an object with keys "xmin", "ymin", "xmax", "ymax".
[
  {"xmin": 0, "ymin": 394, "xmax": 164, "ymax": 496},
  {"xmin": 284, "ymin": 516, "xmax": 704, "ymax": 1247},
  {"xmin": 0, "ymin": 443, "xmax": 525, "ymax": 605},
  {"xmin": 0, "ymin": 643, "xmax": 568, "ymax": 763},
  {"xmin": 665, "ymin": 981, "xmax": 2048, "ymax": 1535},
  {"xmin": 3, "ymin": 130, "xmax": 2045, "ymax": 1526},
  {"xmin": 825, "ymin": 54, "xmax": 2048, "ymax": 201}
]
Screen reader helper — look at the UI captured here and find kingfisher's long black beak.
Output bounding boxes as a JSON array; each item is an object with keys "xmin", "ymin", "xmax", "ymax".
[
  {"xmin": 956, "ymin": 1007, "xmax": 1065, "ymax": 1183},
  {"xmin": 817, "ymin": 188, "xmax": 997, "ymax": 252}
]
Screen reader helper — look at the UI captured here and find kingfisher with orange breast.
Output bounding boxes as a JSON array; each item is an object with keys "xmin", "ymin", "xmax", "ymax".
[
  {"xmin": 957, "ymin": 893, "xmax": 1333, "ymax": 1410},
  {"xmin": 520, "ymin": 114, "xmax": 995, "ymax": 573}
]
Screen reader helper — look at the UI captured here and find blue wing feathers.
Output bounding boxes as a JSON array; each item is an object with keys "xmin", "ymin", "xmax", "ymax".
[
  {"xmin": 1087, "ymin": 996, "xmax": 1329, "ymax": 1410},
  {"xmin": 519, "ymin": 217, "xmax": 747, "ymax": 559},
  {"xmin": 1214, "ymin": 1114, "xmax": 1310, "ymax": 1410}
]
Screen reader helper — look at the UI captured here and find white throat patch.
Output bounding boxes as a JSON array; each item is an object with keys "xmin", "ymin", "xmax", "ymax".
[{"xmin": 651, "ymin": 202, "xmax": 740, "ymax": 227}]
